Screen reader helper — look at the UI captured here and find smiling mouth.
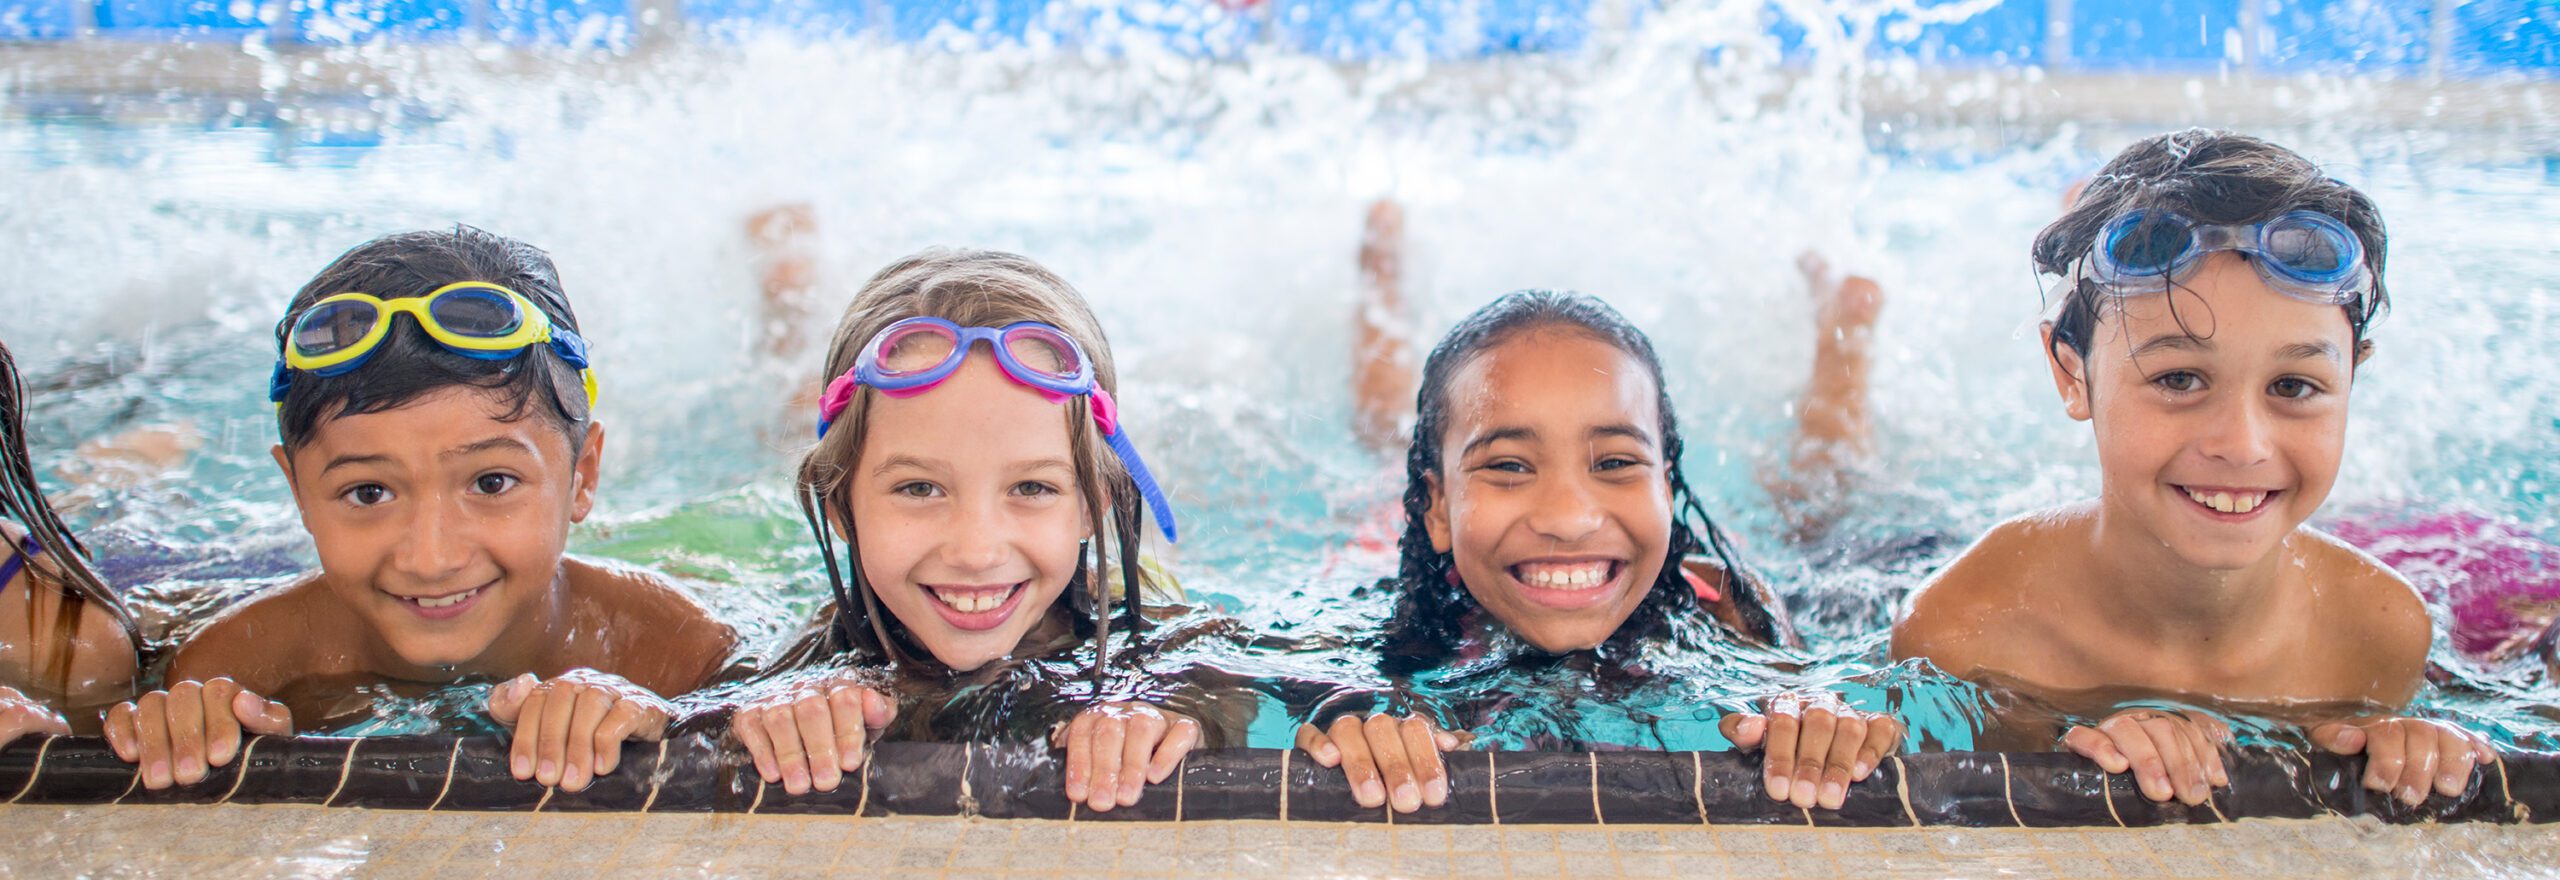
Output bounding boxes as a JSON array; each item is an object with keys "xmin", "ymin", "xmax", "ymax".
[
  {"xmin": 1504, "ymin": 559, "xmax": 1627, "ymax": 609},
  {"xmin": 2177, "ymin": 485, "xmax": 2279, "ymax": 517},
  {"xmin": 389, "ymin": 581, "xmax": 492, "ymax": 619},
  {"xmin": 924, "ymin": 582, "xmax": 1030, "ymax": 631}
]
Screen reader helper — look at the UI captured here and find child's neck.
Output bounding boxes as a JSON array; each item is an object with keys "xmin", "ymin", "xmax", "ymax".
[{"xmin": 2084, "ymin": 505, "xmax": 2302, "ymax": 648}]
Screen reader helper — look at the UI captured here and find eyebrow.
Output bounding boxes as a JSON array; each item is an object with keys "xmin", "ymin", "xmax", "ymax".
[
  {"xmin": 1459, "ymin": 426, "xmax": 1537, "ymax": 458},
  {"xmin": 870, "ymin": 456, "xmax": 1075, "ymax": 477},
  {"xmin": 444, "ymin": 437, "xmax": 536, "ymax": 459},
  {"xmin": 1589, "ymin": 423, "xmax": 1656, "ymax": 447},
  {"xmin": 2280, "ymin": 341, "xmax": 2343, "ymax": 362},
  {"xmin": 2130, "ymin": 333, "xmax": 2208, "ymax": 357}
]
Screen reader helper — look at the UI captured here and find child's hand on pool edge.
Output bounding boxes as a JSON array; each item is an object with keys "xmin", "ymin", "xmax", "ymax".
[
  {"xmin": 487, "ymin": 669, "xmax": 673, "ymax": 793},
  {"xmin": 1296, "ymin": 713, "xmax": 1463, "ymax": 814},
  {"xmin": 102, "ymin": 677, "xmax": 294, "ymax": 790},
  {"xmin": 1720, "ymin": 693, "xmax": 1904, "ymax": 811},
  {"xmin": 732, "ymin": 676, "xmax": 896, "ymax": 795},
  {"xmin": 2311, "ymin": 715, "xmax": 2495, "ymax": 807},
  {"xmin": 0, "ymin": 686, "xmax": 71, "ymax": 749},
  {"xmin": 1058, "ymin": 702, "xmax": 1201, "ymax": 812},
  {"xmin": 2061, "ymin": 708, "xmax": 2230, "ymax": 805}
]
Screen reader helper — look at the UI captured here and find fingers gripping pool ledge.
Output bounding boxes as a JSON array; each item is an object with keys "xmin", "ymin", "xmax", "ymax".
[{"xmin": 0, "ymin": 736, "xmax": 2549, "ymax": 827}]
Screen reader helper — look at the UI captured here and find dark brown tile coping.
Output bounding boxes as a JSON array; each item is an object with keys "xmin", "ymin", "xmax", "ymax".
[{"xmin": 2, "ymin": 736, "xmax": 2550, "ymax": 826}]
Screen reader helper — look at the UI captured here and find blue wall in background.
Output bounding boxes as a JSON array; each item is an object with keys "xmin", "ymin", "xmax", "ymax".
[{"xmin": 0, "ymin": 0, "xmax": 2552, "ymax": 77}]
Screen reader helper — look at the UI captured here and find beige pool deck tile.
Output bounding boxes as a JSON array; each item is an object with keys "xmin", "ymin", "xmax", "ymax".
[{"xmin": 10, "ymin": 804, "xmax": 2560, "ymax": 878}]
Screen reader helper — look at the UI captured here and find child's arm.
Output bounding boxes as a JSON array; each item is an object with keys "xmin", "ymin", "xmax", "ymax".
[
  {"xmin": 1718, "ymin": 692, "xmax": 1906, "ymax": 810},
  {"xmin": 1351, "ymin": 199, "xmax": 1416, "ymax": 454}
]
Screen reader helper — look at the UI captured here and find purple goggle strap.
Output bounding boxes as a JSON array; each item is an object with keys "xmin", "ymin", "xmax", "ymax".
[{"xmin": 814, "ymin": 373, "xmax": 1179, "ymax": 544}]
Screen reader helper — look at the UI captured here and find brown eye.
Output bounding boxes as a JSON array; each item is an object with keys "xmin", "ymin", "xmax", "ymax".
[
  {"xmin": 2153, "ymin": 371, "xmax": 2205, "ymax": 393},
  {"xmin": 343, "ymin": 484, "xmax": 391, "ymax": 507},
  {"xmin": 2270, "ymin": 377, "xmax": 2322, "ymax": 400},
  {"xmin": 471, "ymin": 474, "xmax": 519, "ymax": 495}
]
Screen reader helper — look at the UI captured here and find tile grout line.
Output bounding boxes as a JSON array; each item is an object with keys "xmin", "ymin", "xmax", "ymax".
[
  {"xmin": 1999, "ymin": 753, "xmax": 2025, "ymax": 828},
  {"xmin": 213, "ymin": 736, "xmax": 261, "ymax": 805},
  {"xmin": 1488, "ymin": 751, "xmax": 1500, "ymax": 826},
  {"xmin": 425, "ymin": 739, "xmax": 462, "ymax": 811},
  {"xmin": 320, "ymin": 737, "xmax": 362, "ymax": 808},
  {"xmin": 855, "ymin": 754, "xmax": 871, "ymax": 818},
  {"xmin": 5, "ymin": 735, "xmax": 53, "ymax": 804},
  {"xmin": 1890, "ymin": 756, "xmax": 1918, "ymax": 827},
  {"xmin": 533, "ymin": 782, "xmax": 555, "ymax": 813},
  {"xmin": 747, "ymin": 778, "xmax": 765, "ymax": 814},
  {"xmin": 1173, "ymin": 754, "xmax": 1186, "ymax": 823},
  {"xmin": 638, "ymin": 739, "xmax": 669, "ymax": 813}
]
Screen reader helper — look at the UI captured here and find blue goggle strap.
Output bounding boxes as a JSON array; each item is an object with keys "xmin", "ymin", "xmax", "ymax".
[
  {"xmin": 1103, "ymin": 427, "xmax": 1180, "ymax": 544},
  {"xmin": 267, "ymin": 327, "xmax": 594, "ymax": 403}
]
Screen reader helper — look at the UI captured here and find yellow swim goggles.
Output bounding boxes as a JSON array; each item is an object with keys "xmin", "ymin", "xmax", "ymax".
[{"xmin": 268, "ymin": 281, "xmax": 598, "ymax": 409}]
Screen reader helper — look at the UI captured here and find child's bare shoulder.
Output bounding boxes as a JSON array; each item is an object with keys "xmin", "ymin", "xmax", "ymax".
[
  {"xmin": 169, "ymin": 577, "xmax": 340, "ymax": 687},
  {"xmin": 1893, "ymin": 507, "xmax": 2087, "ymax": 665},
  {"xmin": 2297, "ymin": 527, "xmax": 2431, "ymax": 659},
  {"xmin": 560, "ymin": 557, "xmax": 739, "ymax": 693}
]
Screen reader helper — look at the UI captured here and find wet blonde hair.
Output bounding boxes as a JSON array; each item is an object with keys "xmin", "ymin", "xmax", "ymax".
[{"xmin": 796, "ymin": 248, "xmax": 1156, "ymax": 674}]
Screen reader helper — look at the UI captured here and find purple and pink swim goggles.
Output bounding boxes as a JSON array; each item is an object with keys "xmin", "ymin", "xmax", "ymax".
[{"xmin": 816, "ymin": 316, "xmax": 1179, "ymax": 543}]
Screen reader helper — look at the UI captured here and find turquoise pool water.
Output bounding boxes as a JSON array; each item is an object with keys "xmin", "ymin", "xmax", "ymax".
[{"xmin": 3, "ymin": 1, "xmax": 2558, "ymax": 754}]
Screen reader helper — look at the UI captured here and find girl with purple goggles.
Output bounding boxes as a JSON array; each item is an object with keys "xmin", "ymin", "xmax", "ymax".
[{"xmin": 816, "ymin": 316, "xmax": 1180, "ymax": 543}]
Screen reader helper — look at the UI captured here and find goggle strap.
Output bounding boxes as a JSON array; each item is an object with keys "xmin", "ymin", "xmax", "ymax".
[
  {"xmin": 1104, "ymin": 427, "xmax": 1180, "ymax": 544},
  {"xmin": 267, "ymin": 361, "xmax": 293, "ymax": 404}
]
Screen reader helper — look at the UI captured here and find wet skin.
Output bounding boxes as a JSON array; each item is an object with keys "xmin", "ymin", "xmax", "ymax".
[
  {"xmin": 847, "ymin": 353, "xmax": 1090, "ymax": 673},
  {"xmin": 106, "ymin": 386, "xmax": 733, "ymax": 790},
  {"xmin": 1895, "ymin": 252, "xmax": 2479, "ymax": 806},
  {"xmin": 1423, "ymin": 328, "xmax": 1673, "ymax": 655}
]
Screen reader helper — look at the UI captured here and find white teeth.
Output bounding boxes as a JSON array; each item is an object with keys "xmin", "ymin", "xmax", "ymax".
[
  {"xmin": 930, "ymin": 586, "xmax": 1013, "ymax": 614},
  {"xmin": 2183, "ymin": 488, "xmax": 2268, "ymax": 515},
  {"xmin": 413, "ymin": 587, "xmax": 479, "ymax": 609},
  {"xmin": 1518, "ymin": 562, "xmax": 1612, "ymax": 590}
]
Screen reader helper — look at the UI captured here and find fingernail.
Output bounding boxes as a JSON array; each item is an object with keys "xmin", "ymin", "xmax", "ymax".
[
  {"xmin": 815, "ymin": 768, "xmax": 840, "ymax": 792},
  {"xmin": 1393, "ymin": 782, "xmax": 1419, "ymax": 812},
  {"xmin": 538, "ymin": 760, "xmax": 557, "ymax": 784},
  {"xmin": 147, "ymin": 761, "xmax": 170, "ymax": 788},
  {"xmin": 1852, "ymin": 760, "xmax": 1873, "ymax": 778},
  {"xmin": 1767, "ymin": 776, "xmax": 1791, "ymax": 801},
  {"xmin": 1426, "ymin": 778, "xmax": 1449, "ymax": 804},
  {"xmin": 511, "ymin": 754, "xmax": 530, "ymax": 778},
  {"xmin": 2401, "ymin": 786, "xmax": 2423, "ymax": 806},
  {"xmin": 177, "ymin": 757, "xmax": 203, "ymax": 781},
  {"xmin": 1357, "ymin": 780, "xmax": 1384, "ymax": 807},
  {"xmin": 1822, "ymin": 781, "xmax": 1844, "ymax": 806},
  {"xmin": 1317, "ymin": 744, "xmax": 1338, "ymax": 763}
]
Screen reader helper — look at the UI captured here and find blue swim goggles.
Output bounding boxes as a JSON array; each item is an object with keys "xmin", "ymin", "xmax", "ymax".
[
  {"xmin": 815, "ymin": 316, "xmax": 1179, "ymax": 543},
  {"xmin": 268, "ymin": 281, "xmax": 598, "ymax": 408},
  {"xmin": 2086, "ymin": 210, "xmax": 2372, "ymax": 305}
]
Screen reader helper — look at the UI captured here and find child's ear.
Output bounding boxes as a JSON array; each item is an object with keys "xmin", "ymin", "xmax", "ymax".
[
  {"xmin": 568, "ymin": 423, "xmax": 606, "ymax": 523},
  {"xmin": 2352, "ymin": 338, "xmax": 2377, "ymax": 369},
  {"xmin": 269, "ymin": 444, "xmax": 299, "ymax": 497},
  {"xmin": 2041, "ymin": 324, "xmax": 2093, "ymax": 422},
  {"xmin": 1423, "ymin": 470, "xmax": 1453, "ymax": 553}
]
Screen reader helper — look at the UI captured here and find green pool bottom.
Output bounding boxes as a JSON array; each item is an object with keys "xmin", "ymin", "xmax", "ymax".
[{"xmin": 4, "ymin": 803, "xmax": 2553, "ymax": 878}]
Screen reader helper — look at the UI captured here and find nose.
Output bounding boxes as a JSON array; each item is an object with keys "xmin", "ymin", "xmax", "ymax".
[
  {"xmin": 1525, "ymin": 473, "xmax": 1606, "ymax": 545},
  {"xmin": 390, "ymin": 492, "xmax": 475, "ymax": 583},
  {"xmin": 2197, "ymin": 394, "xmax": 2277, "ymax": 468},
  {"xmin": 936, "ymin": 493, "xmax": 1013, "ymax": 575}
]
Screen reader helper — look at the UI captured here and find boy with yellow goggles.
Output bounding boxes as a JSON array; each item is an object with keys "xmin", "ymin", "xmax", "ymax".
[{"xmin": 266, "ymin": 281, "xmax": 598, "ymax": 408}]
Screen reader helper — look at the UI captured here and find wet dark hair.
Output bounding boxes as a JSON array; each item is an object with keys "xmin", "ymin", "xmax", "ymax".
[
  {"xmin": 0, "ymin": 337, "xmax": 141, "ymax": 695},
  {"xmin": 1380, "ymin": 290, "xmax": 1782, "ymax": 665},
  {"xmin": 2037, "ymin": 129, "xmax": 2390, "ymax": 372},
  {"xmin": 272, "ymin": 227, "xmax": 592, "ymax": 453}
]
